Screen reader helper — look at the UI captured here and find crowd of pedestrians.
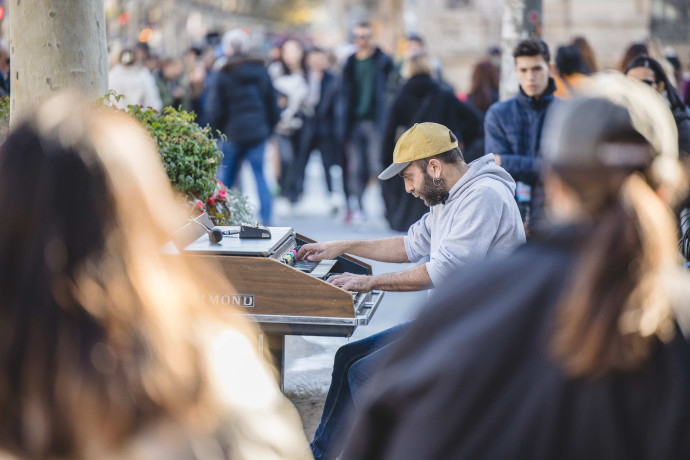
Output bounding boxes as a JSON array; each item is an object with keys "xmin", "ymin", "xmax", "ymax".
[{"xmin": 105, "ymin": 27, "xmax": 690, "ymax": 240}]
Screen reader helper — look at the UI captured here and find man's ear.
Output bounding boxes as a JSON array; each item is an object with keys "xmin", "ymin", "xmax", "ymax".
[
  {"xmin": 427, "ymin": 158, "xmax": 442, "ymax": 177},
  {"xmin": 658, "ymin": 80, "xmax": 666, "ymax": 93}
]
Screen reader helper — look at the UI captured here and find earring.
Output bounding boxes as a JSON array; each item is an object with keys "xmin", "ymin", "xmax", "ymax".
[{"xmin": 433, "ymin": 177, "xmax": 442, "ymax": 187}]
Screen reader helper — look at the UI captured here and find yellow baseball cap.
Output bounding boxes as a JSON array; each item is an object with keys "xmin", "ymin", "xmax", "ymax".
[{"xmin": 378, "ymin": 122, "xmax": 459, "ymax": 180}]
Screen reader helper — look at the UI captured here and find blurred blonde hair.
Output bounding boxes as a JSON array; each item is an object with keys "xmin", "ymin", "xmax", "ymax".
[
  {"xmin": 402, "ymin": 52, "xmax": 433, "ymax": 80},
  {"xmin": 544, "ymin": 73, "xmax": 689, "ymax": 377},
  {"xmin": 0, "ymin": 93, "xmax": 257, "ymax": 458}
]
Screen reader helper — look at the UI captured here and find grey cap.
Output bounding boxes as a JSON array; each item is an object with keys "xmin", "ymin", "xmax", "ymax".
[
  {"xmin": 543, "ymin": 72, "xmax": 678, "ymax": 169},
  {"xmin": 378, "ymin": 161, "xmax": 412, "ymax": 180}
]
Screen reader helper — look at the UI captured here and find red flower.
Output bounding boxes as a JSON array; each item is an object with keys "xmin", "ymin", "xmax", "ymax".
[
  {"xmin": 217, "ymin": 180, "xmax": 222, "ymax": 186},
  {"xmin": 208, "ymin": 196, "xmax": 216, "ymax": 206},
  {"xmin": 195, "ymin": 200, "xmax": 204, "ymax": 209},
  {"xmin": 218, "ymin": 188, "xmax": 227, "ymax": 199}
]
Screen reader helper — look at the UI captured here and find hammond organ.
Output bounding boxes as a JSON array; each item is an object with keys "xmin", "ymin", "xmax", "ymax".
[{"xmin": 169, "ymin": 215, "xmax": 384, "ymax": 389}]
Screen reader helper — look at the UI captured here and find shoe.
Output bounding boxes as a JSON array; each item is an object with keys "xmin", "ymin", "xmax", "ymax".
[{"xmin": 345, "ymin": 209, "xmax": 365, "ymax": 225}]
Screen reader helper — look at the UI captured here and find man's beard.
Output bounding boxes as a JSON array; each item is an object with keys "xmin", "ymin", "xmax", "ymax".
[{"xmin": 417, "ymin": 171, "xmax": 449, "ymax": 207}]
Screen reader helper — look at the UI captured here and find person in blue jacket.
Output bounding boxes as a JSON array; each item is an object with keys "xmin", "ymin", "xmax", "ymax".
[{"xmin": 484, "ymin": 38, "xmax": 560, "ymax": 232}]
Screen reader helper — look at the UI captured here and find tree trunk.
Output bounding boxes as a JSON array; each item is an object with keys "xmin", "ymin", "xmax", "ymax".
[
  {"xmin": 9, "ymin": 0, "xmax": 108, "ymax": 123},
  {"xmin": 376, "ymin": 0, "xmax": 404, "ymax": 55},
  {"xmin": 499, "ymin": 0, "xmax": 542, "ymax": 100}
]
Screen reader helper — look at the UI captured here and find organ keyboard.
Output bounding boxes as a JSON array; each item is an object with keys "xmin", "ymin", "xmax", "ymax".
[{"xmin": 168, "ymin": 214, "xmax": 384, "ymax": 390}]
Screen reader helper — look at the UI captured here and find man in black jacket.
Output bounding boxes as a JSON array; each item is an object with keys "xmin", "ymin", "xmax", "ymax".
[
  {"xmin": 205, "ymin": 29, "xmax": 280, "ymax": 225},
  {"xmin": 337, "ymin": 22, "xmax": 394, "ymax": 220}
]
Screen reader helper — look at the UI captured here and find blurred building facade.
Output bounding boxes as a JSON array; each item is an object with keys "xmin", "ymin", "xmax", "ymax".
[{"xmin": 411, "ymin": 0, "xmax": 690, "ymax": 92}]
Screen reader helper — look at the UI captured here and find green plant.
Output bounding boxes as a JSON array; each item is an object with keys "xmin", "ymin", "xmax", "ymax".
[
  {"xmin": 128, "ymin": 104, "xmax": 220, "ymax": 199},
  {"xmin": 122, "ymin": 102, "xmax": 253, "ymax": 225}
]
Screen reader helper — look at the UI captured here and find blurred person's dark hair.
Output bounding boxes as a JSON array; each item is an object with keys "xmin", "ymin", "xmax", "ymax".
[
  {"xmin": 625, "ymin": 54, "xmax": 685, "ymax": 111},
  {"xmin": 665, "ymin": 54, "xmax": 681, "ymax": 73},
  {"xmin": 555, "ymin": 45, "xmax": 587, "ymax": 76},
  {"xmin": 571, "ymin": 36, "xmax": 598, "ymax": 74},
  {"xmin": 352, "ymin": 21, "xmax": 374, "ymax": 50},
  {"xmin": 135, "ymin": 41, "xmax": 150, "ymax": 56},
  {"xmin": 542, "ymin": 73, "xmax": 687, "ymax": 378},
  {"xmin": 119, "ymin": 48, "xmax": 135, "ymax": 66},
  {"xmin": 205, "ymin": 31, "xmax": 221, "ymax": 47},
  {"xmin": 134, "ymin": 42, "xmax": 150, "ymax": 65},
  {"xmin": 487, "ymin": 46, "xmax": 502, "ymax": 71},
  {"xmin": 187, "ymin": 46, "xmax": 203, "ymax": 58},
  {"xmin": 306, "ymin": 46, "xmax": 330, "ymax": 70},
  {"xmin": 468, "ymin": 59, "xmax": 499, "ymax": 114},
  {"xmin": 0, "ymin": 93, "xmax": 303, "ymax": 458},
  {"xmin": 619, "ymin": 42, "xmax": 648, "ymax": 72},
  {"xmin": 664, "ymin": 49, "xmax": 683, "ymax": 92},
  {"xmin": 143, "ymin": 54, "xmax": 160, "ymax": 73},
  {"xmin": 413, "ymin": 145, "xmax": 464, "ymax": 172},
  {"xmin": 406, "ymin": 33, "xmax": 425, "ymax": 46},
  {"xmin": 277, "ymin": 37, "xmax": 307, "ymax": 76},
  {"xmin": 513, "ymin": 38, "xmax": 550, "ymax": 64}
]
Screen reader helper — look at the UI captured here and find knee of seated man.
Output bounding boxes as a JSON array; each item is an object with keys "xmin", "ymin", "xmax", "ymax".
[{"xmin": 346, "ymin": 356, "xmax": 375, "ymax": 402}]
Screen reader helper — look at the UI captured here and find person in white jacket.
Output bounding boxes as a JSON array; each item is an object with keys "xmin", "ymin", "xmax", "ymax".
[{"xmin": 109, "ymin": 48, "xmax": 162, "ymax": 111}]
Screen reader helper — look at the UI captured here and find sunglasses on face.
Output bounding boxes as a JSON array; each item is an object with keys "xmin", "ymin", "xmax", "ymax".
[
  {"xmin": 641, "ymin": 79, "xmax": 657, "ymax": 86},
  {"xmin": 354, "ymin": 34, "xmax": 371, "ymax": 40}
]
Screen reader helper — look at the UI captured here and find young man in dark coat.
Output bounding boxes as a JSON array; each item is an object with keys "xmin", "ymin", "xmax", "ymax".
[
  {"xmin": 337, "ymin": 22, "xmax": 394, "ymax": 220},
  {"xmin": 205, "ymin": 29, "xmax": 280, "ymax": 225},
  {"xmin": 484, "ymin": 38, "xmax": 559, "ymax": 232}
]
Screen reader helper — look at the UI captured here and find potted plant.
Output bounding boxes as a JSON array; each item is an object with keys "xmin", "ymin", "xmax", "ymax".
[{"xmin": 124, "ymin": 102, "xmax": 253, "ymax": 225}]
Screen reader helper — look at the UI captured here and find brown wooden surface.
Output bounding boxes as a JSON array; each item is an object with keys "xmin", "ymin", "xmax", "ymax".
[{"xmin": 187, "ymin": 254, "xmax": 356, "ymax": 318}]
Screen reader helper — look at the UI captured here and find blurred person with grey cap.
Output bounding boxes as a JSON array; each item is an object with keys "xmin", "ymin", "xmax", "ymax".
[
  {"xmin": 341, "ymin": 73, "xmax": 690, "ymax": 460},
  {"xmin": 298, "ymin": 122, "xmax": 525, "ymax": 460}
]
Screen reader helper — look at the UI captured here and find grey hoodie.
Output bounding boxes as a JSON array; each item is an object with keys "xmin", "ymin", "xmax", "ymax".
[{"xmin": 404, "ymin": 154, "xmax": 526, "ymax": 287}]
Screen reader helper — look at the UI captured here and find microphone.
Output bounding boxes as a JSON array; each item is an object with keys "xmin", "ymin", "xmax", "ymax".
[{"xmin": 188, "ymin": 219, "xmax": 238, "ymax": 244}]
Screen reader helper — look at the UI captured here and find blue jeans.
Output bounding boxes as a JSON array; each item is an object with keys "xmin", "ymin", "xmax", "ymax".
[
  {"xmin": 217, "ymin": 140, "xmax": 272, "ymax": 225},
  {"xmin": 311, "ymin": 323, "xmax": 408, "ymax": 459}
]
